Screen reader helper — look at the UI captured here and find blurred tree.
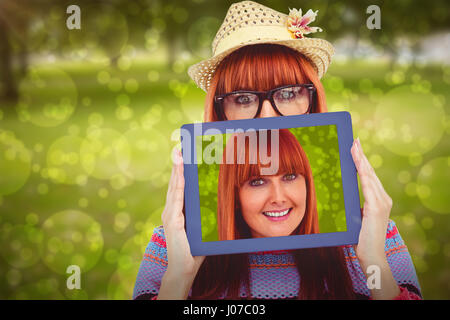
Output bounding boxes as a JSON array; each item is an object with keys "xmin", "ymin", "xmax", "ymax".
[
  {"xmin": 376, "ymin": 0, "xmax": 450, "ymax": 65},
  {"xmin": 263, "ymin": 0, "xmax": 450, "ymax": 64},
  {"xmin": 0, "ymin": 13, "xmax": 18, "ymax": 102},
  {"xmin": 1, "ymin": 0, "xmax": 449, "ymax": 103},
  {"xmin": 0, "ymin": 0, "xmax": 36, "ymax": 102},
  {"xmin": 315, "ymin": 0, "xmax": 449, "ymax": 64},
  {"xmin": 140, "ymin": 0, "xmax": 230, "ymax": 66}
]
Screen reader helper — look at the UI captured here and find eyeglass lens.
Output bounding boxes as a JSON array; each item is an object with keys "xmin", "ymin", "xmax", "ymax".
[{"xmin": 222, "ymin": 85, "xmax": 311, "ymax": 120}]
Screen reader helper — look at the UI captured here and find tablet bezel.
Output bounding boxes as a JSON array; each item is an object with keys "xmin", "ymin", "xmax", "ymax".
[{"xmin": 181, "ymin": 111, "xmax": 361, "ymax": 256}]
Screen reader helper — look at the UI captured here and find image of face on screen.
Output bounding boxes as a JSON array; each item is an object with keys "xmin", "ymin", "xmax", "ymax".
[
  {"xmin": 239, "ymin": 172, "xmax": 308, "ymax": 238},
  {"xmin": 217, "ymin": 129, "xmax": 319, "ymax": 240},
  {"xmin": 197, "ymin": 125, "xmax": 347, "ymax": 242}
]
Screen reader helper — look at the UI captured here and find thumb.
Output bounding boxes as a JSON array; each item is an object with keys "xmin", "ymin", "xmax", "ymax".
[{"xmin": 193, "ymin": 255, "xmax": 206, "ymax": 270}]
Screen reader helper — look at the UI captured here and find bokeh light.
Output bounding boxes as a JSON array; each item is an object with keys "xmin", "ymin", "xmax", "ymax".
[
  {"xmin": 394, "ymin": 213, "xmax": 428, "ymax": 273},
  {"xmin": 374, "ymin": 85, "xmax": 445, "ymax": 156},
  {"xmin": 46, "ymin": 136, "xmax": 87, "ymax": 185},
  {"xmin": 107, "ymin": 207, "xmax": 164, "ymax": 298},
  {"xmin": 140, "ymin": 104, "xmax": 163, "ymax": 129},
  {"xmin": 80, "ymin": 128, "xmax": 131, "ymax": 180},
  {"xmin": 417, "ymin": 157, "xmax": 450, "ymax": 214},
  {"xmin": 12, "ymin": 278, "xmax": 64, "ymax": 300},
  {"xmin": 119, "ymin": 126, "xmax": 170, "ymax": 181},
  {"xmin": 1, "ymin": 224, "xmax": 43, "ymax": 269},
  {"xmin": 16, "ymin": 66, "xmax": 77, "ymax": 127},
  {"xmin": 0, "ymin": 130, "xmax": 31, "ymax": 196},
  {"xmin": 40, "ymin": 210, "xmax": 104, "ymax": 274},
  {"xmin": 187, "ymin": 16, "xmax": 221, "ymax": 58},
  {"xmin": 107, "ymin": 233, "xmax": 148, "ymax": 299},
  {"xmin": 180, "ymin": 83, "xmax": 206, "ymax": 122},
  {"xmin": 200, "ymin": 206, "xmax": 216, "ymax": 242}
]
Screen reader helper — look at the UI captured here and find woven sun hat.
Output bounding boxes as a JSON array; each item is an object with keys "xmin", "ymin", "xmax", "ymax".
[{"xmin": 187, "ymin": 0, "xmax": 335, "ymax": 93}]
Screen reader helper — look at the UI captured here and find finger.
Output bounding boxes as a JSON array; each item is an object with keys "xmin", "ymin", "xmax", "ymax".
[
  {"xmin": 162, "ymin": 166, "xmax": 176, "ymax": 225},
  {"xmin": 356, "ymin": 138, "xmax": 376, "ymax": 179},
  {"xmin": 356, "ymin": 139, "xmax": 388, "ymax": 203},
  {"xmin": 173, "ymin": 176, "xmax": 185, "ymax": 209},
  {"xmin": 370, "ymin": 170, "xmax": 391, "ymax": 206},
  {"xmin": 166, "ymin": 162, "xmax": 177, "ymax": 200},
  {"xmin": 193, "ymin": 255, "xmax": 206, "ymax": 270},
  {"xmin": 351, "ymin": 139, "xmax": 379, "ymax": 205},
  {"xmin": 351, "ymin": 139, "xmax": 376, "ymax": 201},
  {"xmin": 368, "ymin": 171, "xmax": 393, "ymax": 212},
  {"xmin": 167, "ymin": 148, "xmax": 184, "ymax": 195},
  {"xmin": 174, "ymin": 152, "xmax": 185, "ymax": 192},
  {"xmin": 172, "ymin": 152, "xmax": 185, "ymax": 212},
  {"xmin": 350, "ymin": 139, "xmax": 361, "ymax": 171},
  {"xmin": 366, "ymin": 159, "xmax": 391, "ymax": 203},
  {"xmin": 171, "ymin": 146, "xmax": 184, "ymax": 166},
  {"xmin": 355, "ymin": 140, "xmax": 394, "ymax": 219},
  {"xmin": 164, "ymin": 149, "xmax": 184, "ymax": 222}
]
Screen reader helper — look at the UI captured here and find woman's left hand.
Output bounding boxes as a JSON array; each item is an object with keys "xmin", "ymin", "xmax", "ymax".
[
  {"xmin": 350, "ymin": 138, "xmax": 392, "ymax": 265},
  {"xmin": 350, "ymin": 138, "xmax": 402, "ymax": 299}
]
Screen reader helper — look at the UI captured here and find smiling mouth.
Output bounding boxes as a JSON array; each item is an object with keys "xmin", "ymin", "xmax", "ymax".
[{"xmin": 262, "ymin": 208, "xmax": 292, "ymax": 218}]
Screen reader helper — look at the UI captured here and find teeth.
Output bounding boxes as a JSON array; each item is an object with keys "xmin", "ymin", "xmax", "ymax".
[{"xmin": 263, "ymin": 209, "xmax": 290, "ymax": 217}]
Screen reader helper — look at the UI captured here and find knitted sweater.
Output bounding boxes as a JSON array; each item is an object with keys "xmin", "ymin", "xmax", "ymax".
[{"xmin": 133, "ymin": 219, "xmax": 422, "ymax": 300}]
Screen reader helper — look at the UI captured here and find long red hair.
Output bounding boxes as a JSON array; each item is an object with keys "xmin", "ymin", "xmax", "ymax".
[
  {"xmin": 190, "ymin": 44, "xmax": 356, "ymax": 300},
  {"xmin": 217, "ymin": 129, "xmax": 319, "ymax": 240}
]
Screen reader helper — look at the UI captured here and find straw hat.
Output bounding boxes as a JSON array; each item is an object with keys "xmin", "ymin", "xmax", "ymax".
[{"xmin": 187, "ymin": 0, "xmax": 335, "ymax": 93}]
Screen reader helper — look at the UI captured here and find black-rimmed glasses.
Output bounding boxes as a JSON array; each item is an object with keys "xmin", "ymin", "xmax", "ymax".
[{"xmin": 214, "ymin": 84, "xmax": 316, "ymax": 120}]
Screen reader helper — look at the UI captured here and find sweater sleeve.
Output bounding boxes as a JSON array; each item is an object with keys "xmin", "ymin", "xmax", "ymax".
[
  {"xmin": 136, "ymin": 222, "xmax": 423, "ymax": 300},
  {"xmin": 393, "ymin": 285, "xmax": 422, "ymax": 300},
  {"xmin": 132, "ymin": 226, "xmax": 167, "ymax": 300},
  {"xmin": 344, "ymin": 219, "xmax": 423, "ymax": 299},
  {"xmin": 384, "ymin": 219, "xmax": 422, "ymax": 299}
]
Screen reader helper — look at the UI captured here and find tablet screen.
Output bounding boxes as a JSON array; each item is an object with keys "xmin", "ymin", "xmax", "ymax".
[
  {"xmin": 197, "ymin": 125, "xmax": 346, "ymax": 242},
  {"xmin": 181, "ymin": 112, "xmax": 361, "ymax": 255}
]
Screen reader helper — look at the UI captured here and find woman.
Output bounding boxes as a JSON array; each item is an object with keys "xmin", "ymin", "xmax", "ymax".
[
  {"xmin": 133, "ymin": 1, "xmax": 422, "ymax": 299},
  {"xmin": 217, "ymin": 129, "xmax": 319, "ymax": 240}
]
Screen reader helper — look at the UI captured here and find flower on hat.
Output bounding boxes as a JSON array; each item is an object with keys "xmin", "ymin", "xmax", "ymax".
[{"xmin": 287, "ymin": 8, "xmax": 323, "ymax": 39}]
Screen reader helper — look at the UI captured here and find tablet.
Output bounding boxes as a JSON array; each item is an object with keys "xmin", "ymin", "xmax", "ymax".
[{"xmin": 180, "ymin": 111, "xmax": 361, "ymax": 256}]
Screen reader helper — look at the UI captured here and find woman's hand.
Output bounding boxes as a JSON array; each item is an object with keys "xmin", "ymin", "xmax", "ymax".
[
  {"xmin": 351, "ymin": 138, "xmax": 392, "ymax": 263},
  {"xmin": 158, "ymin": 148, "xmax": 205, "ymax": 299},
  {"xmin": 350, "ymin": 138, "xmax": 400, "ymax": 299}
]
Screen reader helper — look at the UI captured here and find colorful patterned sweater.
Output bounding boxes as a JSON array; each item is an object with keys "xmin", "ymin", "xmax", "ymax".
[{"xmin": 133, "ymin": 219, "xmax": 422, "ymax": 300}]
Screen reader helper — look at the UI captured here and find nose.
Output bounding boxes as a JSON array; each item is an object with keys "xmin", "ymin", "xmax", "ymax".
[
  {"xmin": 258, "ymin": 99, "xmax": 279, "ymax": 118},
  {"xmin": 269, "ymin": 180, "xmax": 287, "ymax": 206}
]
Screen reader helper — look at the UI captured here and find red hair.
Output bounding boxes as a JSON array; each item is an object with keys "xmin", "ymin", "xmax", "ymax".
[
  {"xmin": 203, "ymin": 44, "xmax": 328, "ymax": 122},
  {"xmin": 217, "ymin": 129, "xmax": 319, "ymax": 240},
  {"xmin": 190, "ymin": 44, "xmax": 356, "ymax": 300}
]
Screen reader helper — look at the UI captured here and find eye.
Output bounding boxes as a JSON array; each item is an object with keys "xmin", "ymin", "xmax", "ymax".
[
  {"xmin": 276, "ymin": 88, "xmax": 296, "ymax": 101},
  {"xmin": 283, "ymin": 173, "xmax": 297, "ymax": 181},
  {"xmin": 234, "ymin": 94, "xmax": 257, "ymax": 105},
  {"xmin": 249, "ymin": 177, "xmax": 265, "ymax": 186}
]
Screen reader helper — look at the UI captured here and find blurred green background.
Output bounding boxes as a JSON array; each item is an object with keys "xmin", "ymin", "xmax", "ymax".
[
  {"xmin": 0, "ymin": 0, "xmax": 449, "ymax": 299},
  {"xmin": 198, "ymin": 125, "xmax": 346, "ymax": 242}
]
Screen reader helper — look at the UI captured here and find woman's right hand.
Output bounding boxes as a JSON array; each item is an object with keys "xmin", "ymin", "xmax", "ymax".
[{"xmin": 158, "ymin": 148, "xmax": 205, "ymax": 299}]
